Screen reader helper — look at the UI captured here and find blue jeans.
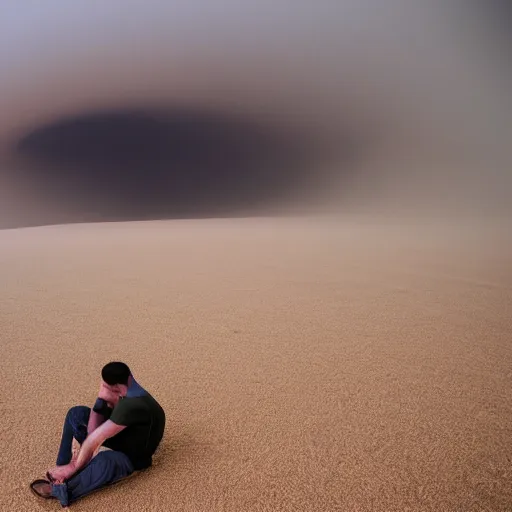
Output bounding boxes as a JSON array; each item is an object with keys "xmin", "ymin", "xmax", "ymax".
[{"xmin": 52, "ymin": 406, "xmax": 134, "ymax": 506}]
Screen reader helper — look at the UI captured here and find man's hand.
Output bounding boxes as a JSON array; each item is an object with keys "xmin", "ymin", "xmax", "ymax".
[
  {"xmin": 47, "ymin": 462, "xmax": 77, "ymax": 484},
  {"xmin": 98, "ymin": 381, "xmax": 120, "ymax": 407}
]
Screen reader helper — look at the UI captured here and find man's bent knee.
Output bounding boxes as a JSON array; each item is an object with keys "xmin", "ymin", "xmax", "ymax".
[
  {"xmin": 66, "ymin": 405, "xmax": 90, "ymax": 421},
  {"xmin": 65, "ymin": 406, "xmax": 90, "ymax": 435}
]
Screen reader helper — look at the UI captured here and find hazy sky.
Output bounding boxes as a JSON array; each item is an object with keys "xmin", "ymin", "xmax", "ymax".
[{"xmin": 0, "ymin": 1, "xmax": 510, "ymax": 226}]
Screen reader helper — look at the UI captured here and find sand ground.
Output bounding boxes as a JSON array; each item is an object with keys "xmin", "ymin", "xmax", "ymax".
[{"xmin": 1, "ymin": 216, "xmax": 511, "ymax": 511}]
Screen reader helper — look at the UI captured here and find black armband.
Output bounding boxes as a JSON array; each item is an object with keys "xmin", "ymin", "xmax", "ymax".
[{"xmin": 92, "ymin": 397, "xmax": 112, "ymax": 417}]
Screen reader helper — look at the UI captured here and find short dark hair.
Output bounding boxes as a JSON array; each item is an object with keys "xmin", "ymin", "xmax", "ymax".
[{"xmin": 101, "ymin": 362, "xmax": 131, "ymax": 385}]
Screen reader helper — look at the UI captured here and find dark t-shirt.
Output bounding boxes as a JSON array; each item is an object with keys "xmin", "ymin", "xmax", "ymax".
[{"xmin": 107, "ymin": 390, "xmax": 166, "ymax": 470}]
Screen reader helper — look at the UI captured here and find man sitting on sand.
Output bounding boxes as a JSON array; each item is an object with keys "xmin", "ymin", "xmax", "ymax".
[{"xmin": 30, "ymin": 362, "xmax": 166, "ymax": 508}]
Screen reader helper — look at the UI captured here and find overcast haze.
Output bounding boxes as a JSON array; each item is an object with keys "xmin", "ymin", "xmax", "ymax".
[{"xmin": 0, "ymin": 1, "xmax": 510, "ymax": 226}]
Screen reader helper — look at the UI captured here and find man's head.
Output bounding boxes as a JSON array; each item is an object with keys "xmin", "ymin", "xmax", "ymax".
[
  {"xmin": 100, "ymin": 362, "xmax": 132, "ymax": 400},
  {"xmin": 102, "ymin": 361, "xmax": 131, "ymax": 386}
]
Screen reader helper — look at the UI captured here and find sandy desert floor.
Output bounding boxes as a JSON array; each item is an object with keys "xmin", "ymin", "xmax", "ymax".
[{"xmin": 1, "ymin": 216, "xmax": 511, "ymax": 511}]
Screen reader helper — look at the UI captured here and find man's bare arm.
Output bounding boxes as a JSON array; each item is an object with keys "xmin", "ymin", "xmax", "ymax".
[
  {"xmin": 87, "ymin": 409, "xmax": 107, "ymax": 436},
  {"xmin": 48, "ymin": 420, "xmax": 126, "ymax": 483},
  {"xmin": 87, "ymin": 382, "xmax": 120, "ymax": 435},
  {"xmin": 74, "ymin": 421, "xmax": 126, "ymax": 471}
]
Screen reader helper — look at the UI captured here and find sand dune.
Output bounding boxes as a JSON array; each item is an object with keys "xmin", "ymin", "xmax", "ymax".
[{"xmin": 1, "ymin": 216, "xmax": 511, "ymax": 511}]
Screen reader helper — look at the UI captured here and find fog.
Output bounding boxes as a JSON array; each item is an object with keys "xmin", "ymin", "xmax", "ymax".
[{"xmin": 0, "ymin": 1, "xmax": 510, "ymax": 228}]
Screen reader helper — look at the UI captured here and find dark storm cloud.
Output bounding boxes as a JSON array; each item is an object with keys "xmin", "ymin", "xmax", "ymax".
[{"xmin": 11, "ymin": 108, "xmax": 351, "ymax": 226}]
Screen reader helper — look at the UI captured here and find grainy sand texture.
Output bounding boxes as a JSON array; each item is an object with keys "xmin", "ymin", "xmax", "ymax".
[{"xmin": 1, "ymin": 216, "xmax": 511, "ymax": 511}]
